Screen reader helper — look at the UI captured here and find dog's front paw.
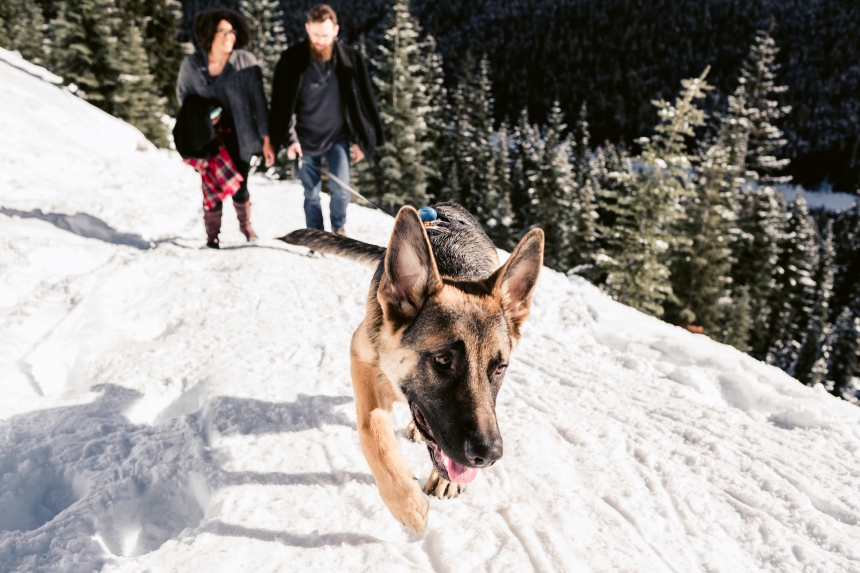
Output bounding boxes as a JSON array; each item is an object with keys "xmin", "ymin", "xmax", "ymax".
[
  {"xmin": 424, "ymin": 468, "xmax": 467, "ymax": 499},
  {"xmin": 405, "ymin": 419, "xmax": 424, "ymax": 443},
  {"xmin": 381, "ymin": 477, "xmax": 430, "ymax": 532}
]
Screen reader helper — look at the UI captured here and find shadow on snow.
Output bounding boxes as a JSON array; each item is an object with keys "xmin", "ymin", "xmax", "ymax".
[{"xmin": 0, "ymin": 384, "xmax": 371, "ymax": 570}]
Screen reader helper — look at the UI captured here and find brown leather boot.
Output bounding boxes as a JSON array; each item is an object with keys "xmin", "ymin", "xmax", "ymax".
[
  {"xmin": 234, "ymin": 199, "xmax": 258, "ymax": 241},
  {"xmin": 203, "ymin": 205, "xmax": 222, "ymax": 249}
]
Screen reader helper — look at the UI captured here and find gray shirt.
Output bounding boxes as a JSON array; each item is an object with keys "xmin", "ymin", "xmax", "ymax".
[
  {"xmin": 176, "ymin": 49, "xmax": 268, "ymax": 162},
  {"xmin": 293, "ymin": 58, "xmax": 348, "ymax": 156}
]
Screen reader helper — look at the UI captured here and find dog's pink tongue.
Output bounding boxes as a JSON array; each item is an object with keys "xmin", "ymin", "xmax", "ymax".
[{"xmin": 437, "ymin": 448, "xmax": 478, "ymax": 484}]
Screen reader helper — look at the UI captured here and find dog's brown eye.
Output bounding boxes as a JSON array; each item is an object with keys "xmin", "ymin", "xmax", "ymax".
[
  {"xmin": 495, "ymin": 365, "xmax": 507, "ymax": 376},
  {"xmin": 434, "ymin": 354, "xmax": 452, "ymax": 368}
]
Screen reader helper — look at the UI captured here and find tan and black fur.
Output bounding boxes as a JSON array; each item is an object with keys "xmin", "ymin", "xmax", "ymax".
[{"xmin": 281, "ymin": 202, "xmax": 544, "ymax": 531}]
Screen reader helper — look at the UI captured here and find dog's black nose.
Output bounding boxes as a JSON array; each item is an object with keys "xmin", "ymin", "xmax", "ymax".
[{"xmin": 464, "ymin": 437, "xmax": 503, "ymax": 467}]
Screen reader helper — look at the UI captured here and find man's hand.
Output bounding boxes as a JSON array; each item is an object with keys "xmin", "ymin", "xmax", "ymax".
[
  {"xmin": 262, "ymin": 136, "xmax": 275, "ymax": 167},
  {"xmin": 287, "ymin": 142, "xmax": 303, "ymax": 160},
  {"xmin": 351, "ymin": 143, "xmax": 365, "ymax": 163}
]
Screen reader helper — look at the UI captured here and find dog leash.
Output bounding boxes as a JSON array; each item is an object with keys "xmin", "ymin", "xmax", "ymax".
[
  {"xmin": 294, "ymin": 158, "xmax": 447, "ymax": 231},
  {"xmin": 295, "ymin": 157, "xmax": 396, "ymax": 218}
]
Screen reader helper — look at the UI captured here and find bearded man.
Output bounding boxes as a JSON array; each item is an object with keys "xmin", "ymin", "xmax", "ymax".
[{"xmin": 268, "ymin": 4, "xmax": 383, "ymax": 236}]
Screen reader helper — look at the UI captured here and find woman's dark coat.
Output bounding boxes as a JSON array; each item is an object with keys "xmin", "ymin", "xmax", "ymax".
[
  {"xmin": 176, "ymin": 49, "xmax": 268, "ymax": 163},
  {"xmin": 268, "ymin": 40, "xmax": 384, "ymax": 162},
  {"xmin": 173, "ymin": 94, "xmax": 220, "ymax": 159}
]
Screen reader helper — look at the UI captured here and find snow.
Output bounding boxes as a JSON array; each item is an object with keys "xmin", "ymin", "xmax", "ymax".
[
  {"xmin": 779, "ymin": 184, "xmax": 858, "ymax": 213},
  {"xmin": 0, "ymin": 48, "xmax": 62, "ymax": 85},
  {"xmin": 2, "ymin": 57, "xmax": 860, "ymax": 573}
]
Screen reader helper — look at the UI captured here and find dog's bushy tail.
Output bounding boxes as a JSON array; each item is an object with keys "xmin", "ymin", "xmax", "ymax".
[{"xmin": 278, "ymin": 229, "xmax": 385, "ymax": 267}]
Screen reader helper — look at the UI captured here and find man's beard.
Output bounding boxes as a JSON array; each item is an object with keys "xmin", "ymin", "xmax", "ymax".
[{"xmin": 310, "ymin": 42, "xmax": 334, "ymax": 61}]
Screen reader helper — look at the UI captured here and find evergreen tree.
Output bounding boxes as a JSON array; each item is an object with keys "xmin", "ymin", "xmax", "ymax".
[
  {"xmin": 241, "ymin": 0, "xmax": 286, "ymax": 98},
  {"xmin": 575, "ymin": 141, "xmax": 634, "ymax": 284},
  {"xmin": 123, "ymin": 0, "xmax": 185, "ymax": 116},
  {"xmin": 441, "ymin": 54, "xmax": 494, "ymax": 215},
  {"xmin": 567, "ymin": 103, "xmax": 599, "ymax": 270},
  {"xmin": 3, "ymin": 0, "xmax": 48, "ymax": 66},
  {"xmin": 717, "ymin": 32, "xmax": 793, "ymax": 346},
  {"xmin": 417, "ymin": 33, "xmax": 447, "ymax": 201},
  {"xmin": 765, "ymin": 192, "xmax": 819, "ymax": 374},
  {"xmin": 360, "ymin": 0, "xmax": 430, "ymax": 209},
  {"xmin": 825, "ymin": 207, "xmax": 860, "ymax": 402},
  {"xmin": 114, "ymin": 23, "xmax": 167, "ymax": 146},
  {"xmin": 826, "ymin": 306, "xmax": 860, "ymax": 404},
  {"xmin": 735, "ymin": 29, "xmax": 792, "ymax": 185},
  {"xmin": 509, "ymin": 108, "xmax": 542, "ymax": 235},
  {"xmin": 720, "ymin": 285, "xmax": 753, "ymax": 353},
  {"xmin": 794, "ymin": 220, "xmax": 835, "ymax": 386},
  {"xmin": 0, "ymin": 2, "xmax": 9, "ymax": 52},
  {"xmin": 438, "ymin": 55, "xmax": 474, "ymax": 205},
  {"xmin": 593, "ymin": 68, "xmax": 712, "ymax": 317},
  {"xmin": 478, "ymin": 120, "xmax": 515, "ymax": 250},
  {"xmin": 532, "ymin": 102, "xmax": 575, "ymax": 271},
  {"xmin": 52, "ymin": 0, "xmax": 120, "ymax": 114},
  {"xmin": 671, "ymin": 132, "xmax": 739, "ymax": 333},
  {"xmin": 830, "ymin": 207, "xmax": 860, "ymax": 328},
  {"xmin": 732, "ymin": 187, "xmax": 788, "ymax": 359}
]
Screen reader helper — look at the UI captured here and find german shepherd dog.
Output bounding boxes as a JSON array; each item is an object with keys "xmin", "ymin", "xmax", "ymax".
[{"xmin": 281, "ymin": 202, "xmax": 544, "ymax": 531}]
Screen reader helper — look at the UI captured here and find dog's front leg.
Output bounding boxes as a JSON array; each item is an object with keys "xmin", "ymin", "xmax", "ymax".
[{"xmin": 351, "ymin": 359, "xmax": 429, "ymax": 532}]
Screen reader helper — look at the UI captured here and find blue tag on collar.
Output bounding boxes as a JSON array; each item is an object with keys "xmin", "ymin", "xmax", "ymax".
[{"xmin": 418, "ymin": 206, "xmax": 437, "ymax": 222}]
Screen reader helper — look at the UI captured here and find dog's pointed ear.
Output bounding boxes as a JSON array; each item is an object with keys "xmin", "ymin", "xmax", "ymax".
[
  {"xmin": 378, "ymin": 206, "xmax": 443, "ymax": 323},
  {"xmin": 487, "ymin": 228, "xmax": 544, "ymax": 335}
]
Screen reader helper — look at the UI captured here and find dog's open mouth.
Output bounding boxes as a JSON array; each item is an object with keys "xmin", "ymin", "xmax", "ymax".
[{"xmin": 411, "ymin": 403, "xmax": 479, "ymax": 484}]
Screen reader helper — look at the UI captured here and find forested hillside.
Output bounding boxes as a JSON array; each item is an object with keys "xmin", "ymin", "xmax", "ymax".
[
  {"xmin": 12, "ymin": 0, "xmax": 854, "ymax": 190},
  {"xmin": 410, "ymin": 0, "xmax": 860, "ymax": 193},
  {"xmin": 177, "ymin": 0, "xmax": 860, "ymax": 192},
  {"xmin": 2, "ymin": 0, "xmax": 856, "ymax": 403}
]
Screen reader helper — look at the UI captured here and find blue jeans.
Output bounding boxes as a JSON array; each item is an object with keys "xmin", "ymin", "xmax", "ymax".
[{"xmin": 299, "ymin": 140, "xmax": 351, "ymax": 230}]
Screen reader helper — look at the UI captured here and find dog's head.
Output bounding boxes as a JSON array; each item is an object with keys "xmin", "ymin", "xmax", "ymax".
[{"xmin": 376, "ymin": 207, "xmax": 544, "ymax": 484}]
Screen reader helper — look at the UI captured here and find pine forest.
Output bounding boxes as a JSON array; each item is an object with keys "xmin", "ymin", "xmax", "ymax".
[{"xmin": 2, "ymin": 0, "xmax": 857, "ymax": 404}]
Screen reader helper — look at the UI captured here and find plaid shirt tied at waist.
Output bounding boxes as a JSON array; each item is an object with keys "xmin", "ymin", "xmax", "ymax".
[{"xmin": 183, "ymin": 142, "xmax": 244, "ymax": 210}]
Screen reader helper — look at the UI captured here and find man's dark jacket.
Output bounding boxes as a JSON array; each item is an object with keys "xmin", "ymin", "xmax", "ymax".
[{"xmin": 269, "ymin": 40, "xmax": 383, "ymax": 161}]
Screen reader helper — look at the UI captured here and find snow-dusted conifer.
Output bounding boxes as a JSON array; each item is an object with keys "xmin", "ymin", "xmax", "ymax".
[
  {"xmin": 417, "ymin": 34, "xmax": 446, "ymax": 201},
  {"xmin": 532, "ymin": 102, "xmax": 575, "ymax": 271},
  {"xmin": 53, "ymin": 0, "xmax": 120, "ymax": 113},
  {"xmin": 509, "ymin": 108, "xmax": 542, "ymax": 235},
  {"xmin": 114, "ymin": 23, "xmax": 167, "ymax": 146},
  {"xmin": 241, "ymin": 0, "xmax": 286, "ymax": 98},
  {"xmin": 735, "ymin": 30, "xmax": 792, "ymax": 185},
  {"xmin": 360, "ymin": 0, "xmax": 430, "ymax": 209},
  {"xmin": 671, "ymin": 133, "xmax": 738, "ymax": 333},
  {"xmin": 826, "ymin": 306, "xmax": 860, "ymax": 404},
  {"xmin": 442, "ymin": 55, "xmax": 494, "ymax": 215},
  {"xmin": 479, "ymin": 121, "xmax": 515, "ymax": 250},
  {"xmin": 567, "ymin": 103, "xmax": 599, "ymax": 270},
  {"xmin": 720, "ymin": 285, "xmax": 753, "ymax": 353},
  {"xmin": 4, "ymin": 0, "xmax": 48, "ymax": 66},
  {"xmin": 732, "ymin": 187, "xmax": 787, "ymax": 359},
  {"xmin": 765, "ymin": 192, "xmax": 819, "ymax": 373},
  {"xmin": 574, "ymin": 141, "xmax": 634, "ymax": 284},
  {"xmin": 594, "ymin": 68, "xmax": 712, "ymax": 317},
  {"xmin": 726, "ymin": 30, "xmax": 794, "ymax": 359},
  {"xmin": 794, "ymin": 220, "xmax": 836, "ymax": 386},
  {"xmin": 129, "ymin": 0, "xmax": 184, "ymax": 116}
]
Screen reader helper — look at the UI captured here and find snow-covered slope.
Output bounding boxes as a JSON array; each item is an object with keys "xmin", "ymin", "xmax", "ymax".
[{"xmin": 2, "ymin": 57, "xmax": 860, "ymax": 573}]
